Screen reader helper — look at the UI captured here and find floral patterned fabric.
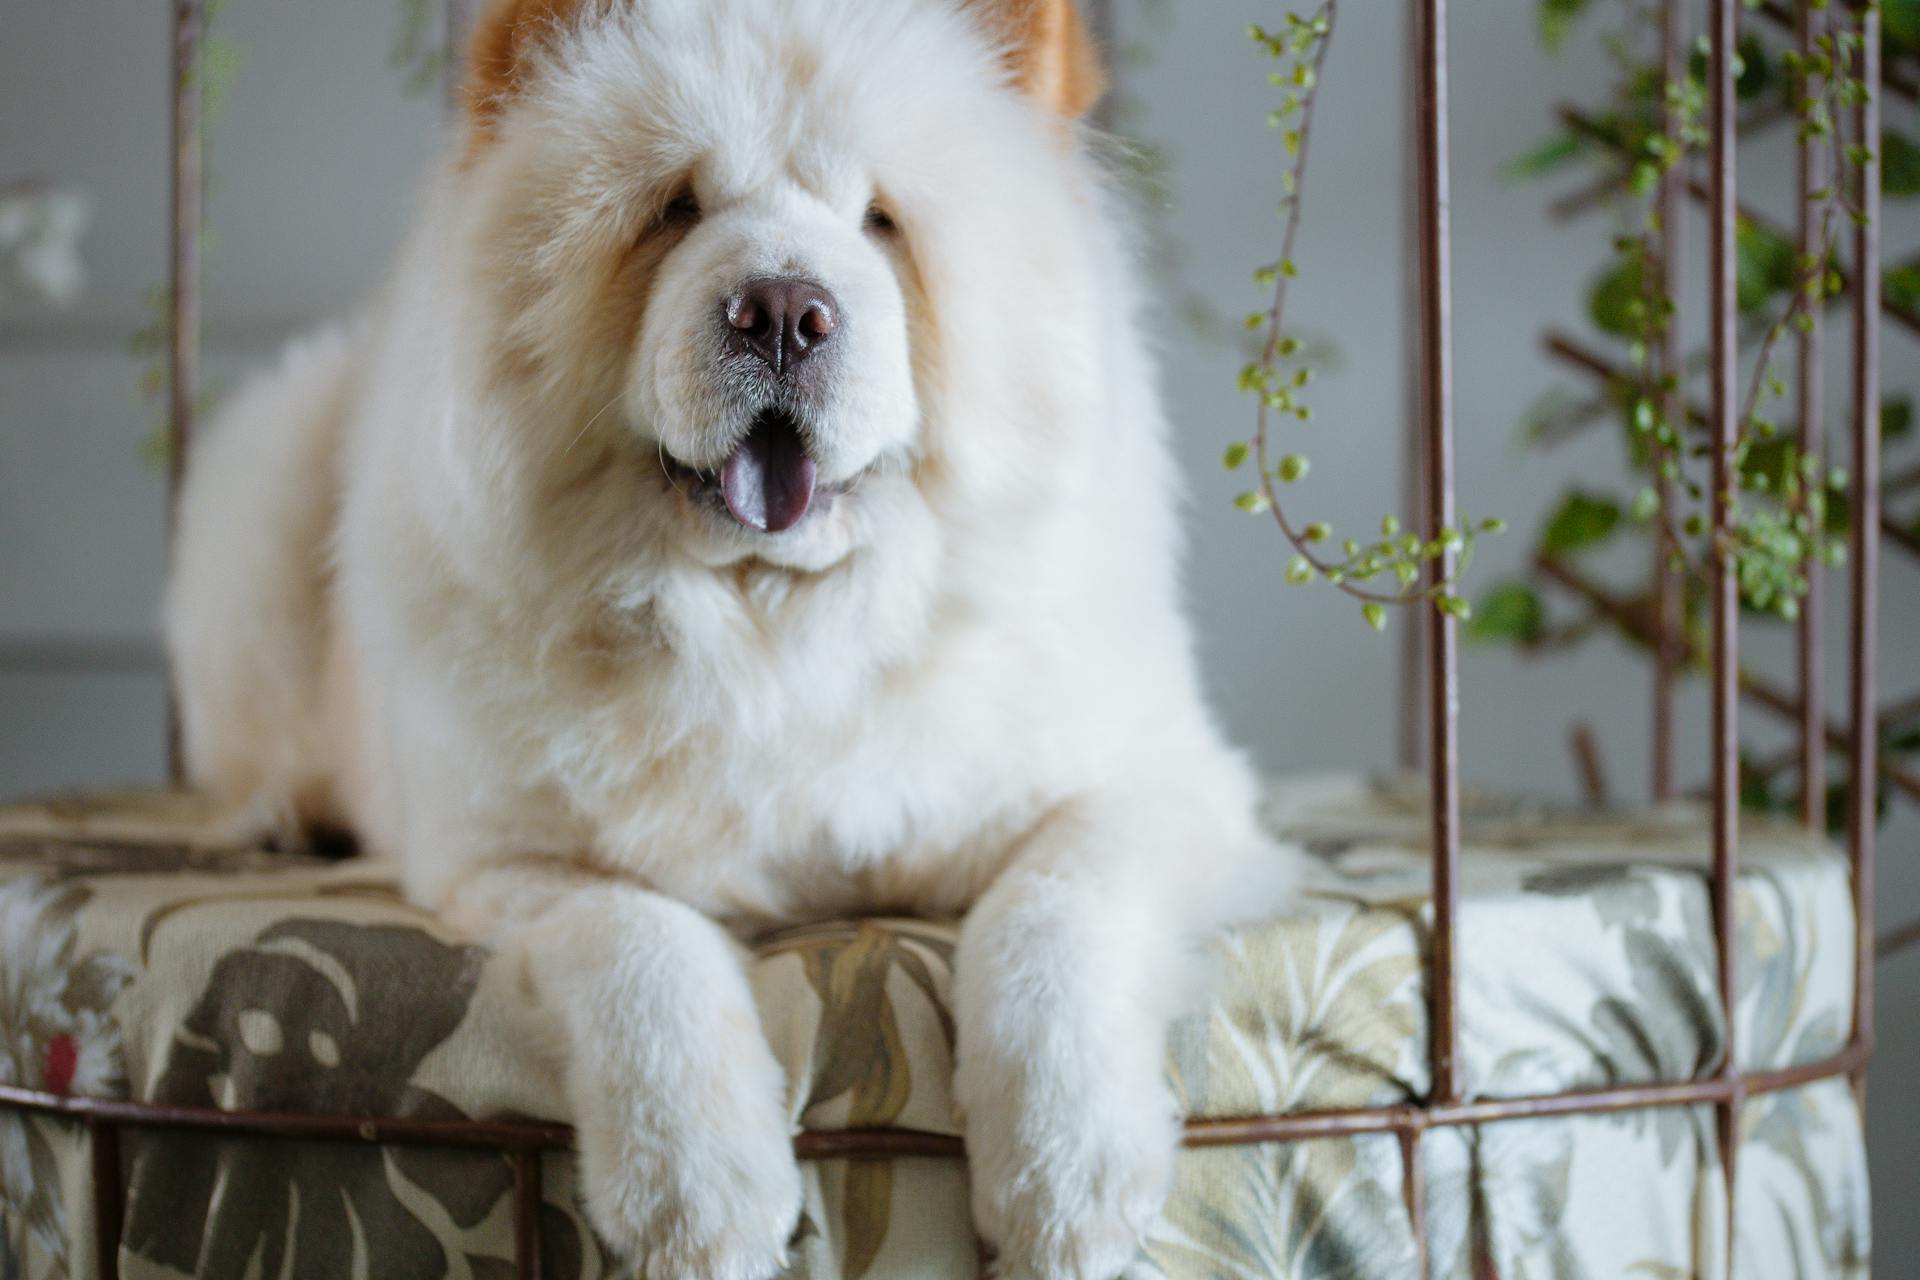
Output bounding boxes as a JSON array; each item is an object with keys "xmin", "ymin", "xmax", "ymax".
[{"xmin": 0, "ymin": 778, "xmax": 1870, "ymax": 1278}]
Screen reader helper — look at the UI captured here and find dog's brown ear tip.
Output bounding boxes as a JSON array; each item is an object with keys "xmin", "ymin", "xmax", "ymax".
[
  {"xmin": 460, "ymin": 0, "xmax": 589, "ymax": 150},
  {"xmin": 972, "ymin": 0, "xmax": 1109, "ymax": 120}
]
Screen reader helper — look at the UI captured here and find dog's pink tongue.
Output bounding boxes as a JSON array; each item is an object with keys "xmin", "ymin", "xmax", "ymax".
[{"xmin": 721, "ymin": 417, "xmax": 816, "ymax": 533}]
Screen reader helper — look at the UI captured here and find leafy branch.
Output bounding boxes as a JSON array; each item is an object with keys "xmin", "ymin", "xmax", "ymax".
[
  {"xmin": 1479, "ymin": 0, "xmax": 1907, "ymax": 649},
  {"xmin": 1471, "ymin": 0, "xmax": 1920, "ymax": 822},
  {"xmin": 1226, "ymin": 5, "xmax": 1504, "ymax": 631}
]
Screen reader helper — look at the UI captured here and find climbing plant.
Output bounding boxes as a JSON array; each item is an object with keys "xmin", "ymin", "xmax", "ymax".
[{"xmin": 1222, "ymin": 4, "xmax": 1506, "ymax": 631}]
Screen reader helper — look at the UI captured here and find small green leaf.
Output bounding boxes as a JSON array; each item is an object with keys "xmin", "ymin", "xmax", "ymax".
[
  {"xmin": 1736, "ymin": 218, "xmax": 1796, "ymax": 313},
  {"xmin": 1887, "ymin": 263, "xmax": 1920, "ymax": 315},
  {"xmin": 1741, "ymin": 436, "xmax": 1797, "ymax": 493},
  {"xmin": 1503, "ymin": 133, "xmax": 1584, "ymax": 182},
  {"xmin": 1467, "ymin": 581, "xmax": 1545, "ymax": 645},
  {"xmin": 1539, "ymin": 0, "xmax": 1592, "ymax": 52},
  {"xmin": 1885, "ymin": 396, "xmax": 1914, "ymax": 440},
  {"xmin": 1889, "ymin": 0, "xmax": 1920, "ymax": 48},
  {"xmin": 1234, "ymin": 491, "xmax": 1271, "ymax": 513},
  {"xmin": 1278, "ymin": 454, "xmax": 1310, "ymax": 483},
  {"xmin": 1884, "ymin": 131, "xmax": 1920, "ymax": 197},
  {"xmin": 1540, "ymin": 490, "xmax": 1623, "ymax": 556},
  {"xmin": 1362, "ymin": 603, "xmax": 1389, "ymax": 632},
  {"xmin": 1223, "ymin": 442, "xmax": 1251, "ymax": 471},
  {"xmin": 1587, "ymin": 257, "xmax": 1646, "ymax": 339}
]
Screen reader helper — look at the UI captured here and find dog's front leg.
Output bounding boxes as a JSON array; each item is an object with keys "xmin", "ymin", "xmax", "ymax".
[
  {"xmin": 954, "ymin": 796, "xmax": 1238, "ymax": 1280},
  {"xmin": 447, "ymin": 867, "xmax": 803, "ymax": 1280}
]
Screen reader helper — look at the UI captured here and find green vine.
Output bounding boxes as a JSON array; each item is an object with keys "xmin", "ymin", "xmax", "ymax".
[
  {"xmin": 133, "ymin": 0, "xmax": 242, "ymax": 467},
  {"xmin": 1624, "ymin": 5, "xmax": 1861, "ymax": 620},
  {"xmin": 1226, "ymin": 5, "xmax": 1504, "ymax": 631}
]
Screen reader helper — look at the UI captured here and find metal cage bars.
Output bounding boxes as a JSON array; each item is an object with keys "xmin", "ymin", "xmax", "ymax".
[{"xmin": 0, "ymin": 3, "xmax": 1885, "ymax": 1279}]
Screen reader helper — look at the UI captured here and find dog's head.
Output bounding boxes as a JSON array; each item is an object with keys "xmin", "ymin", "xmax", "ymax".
[{"xmin": 450, "ymin": 0, "xmax": 1106, "ymax": 575}]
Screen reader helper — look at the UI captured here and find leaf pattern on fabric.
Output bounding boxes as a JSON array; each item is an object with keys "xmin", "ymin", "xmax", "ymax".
[
  {"xmin": 120, "ymin": 919, "xmax": 577, "ymax": 1280},
  {"xmin": 1426, "ymin": 1119, "xmax": 1579, "ymax": 1279},
  {"xmin": 1169, "ymin": 897, "xmax": 1424, "ymax": 1121},
  {"xmin": 761, "ymin": 920, "xmax": 956, "ymax": 1279},
  {"xmin": 0, "ymin": 878, "xmax": 132, "ymax": 1276},
  {"xmin": 0, "ymin": 782, "xmax": 1875, "ymax": 1278},
  {"xmin": 1138, "ymin": 1136, "xmax": 1417, "ymax": 1279},
  {"xmin": 1739, "ymin": 1081, "xmax": 1871, "ymax": 1277}
]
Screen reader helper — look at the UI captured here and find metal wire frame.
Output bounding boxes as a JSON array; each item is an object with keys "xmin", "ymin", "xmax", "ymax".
[
  {"xmin": 1651, "ymin": 0, "xmax": 1687, "ymax": 804},
  {"xmin": 0, "ymin": 3, "xmax": 1886, "ymax": 1279}
]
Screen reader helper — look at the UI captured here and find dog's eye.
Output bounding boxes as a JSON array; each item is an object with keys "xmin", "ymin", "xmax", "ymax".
[
  {"xmin": 661, "ymin": 191, "xmax": 702, "ymax": 227},
  {"xmin": 863, "ymin": 202, "xmax": 898, "ymax": 238}
]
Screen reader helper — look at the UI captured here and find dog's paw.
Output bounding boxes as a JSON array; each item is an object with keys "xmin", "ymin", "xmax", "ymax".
[
  {"xmin": 962, "ymin": 1072, "xmax": 1176, "ymax": 1280},
  {"xmin": 575, "ymin": 1092, "xmax": 804, "ymax": 1280}
]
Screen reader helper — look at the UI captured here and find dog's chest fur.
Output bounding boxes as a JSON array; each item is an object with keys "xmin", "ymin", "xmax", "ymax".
[{"xmin": 443, "ymin": 559, "xmax": 1081, "ymax": 926}]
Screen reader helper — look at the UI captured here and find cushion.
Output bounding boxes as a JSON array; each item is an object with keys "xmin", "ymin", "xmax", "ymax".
[{"xmin": 0, "ymin": 776, "xmax": 1871, "ymax": 1278}]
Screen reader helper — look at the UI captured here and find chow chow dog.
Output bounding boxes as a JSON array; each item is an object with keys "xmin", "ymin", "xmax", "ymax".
[{"xmin": 165, "ymin": 0, "xmax": 1289, "ymax": 1274}]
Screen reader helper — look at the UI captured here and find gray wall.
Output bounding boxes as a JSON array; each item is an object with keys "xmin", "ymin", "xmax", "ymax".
[{"xmin": 3, "ymin": 0, "xmax": 1915, "ymax": 1265}]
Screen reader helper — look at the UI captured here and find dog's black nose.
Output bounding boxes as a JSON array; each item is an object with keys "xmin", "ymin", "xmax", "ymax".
[{"xmin": 724, "ymin": 278, "xmax": 839, "ymax": 377}]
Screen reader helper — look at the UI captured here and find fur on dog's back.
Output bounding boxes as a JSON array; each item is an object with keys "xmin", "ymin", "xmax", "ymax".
[{"xmin": 165, "ymin": 324, "xmax": 367, "ymax": 844}]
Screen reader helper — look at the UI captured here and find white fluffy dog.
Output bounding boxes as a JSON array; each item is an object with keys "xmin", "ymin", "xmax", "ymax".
[{"xmin": 165, "ymin": 0, "xmax": 1288, "ymax": 1274}]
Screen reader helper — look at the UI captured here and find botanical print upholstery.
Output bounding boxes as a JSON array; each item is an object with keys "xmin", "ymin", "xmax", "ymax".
[{"xmin": 0, "ymin": 778, "xmax": 1870, "ymax": 1278}]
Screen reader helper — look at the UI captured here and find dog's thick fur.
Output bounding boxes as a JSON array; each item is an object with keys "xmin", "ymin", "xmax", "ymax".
[{"xmin": 165, "ymin": 1, "xmax": 1291, "ymax": 1274}]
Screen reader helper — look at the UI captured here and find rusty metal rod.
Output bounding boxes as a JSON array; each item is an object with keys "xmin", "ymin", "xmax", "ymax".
[
  {"xmin": 1185, "ymin": 1041, "xmax": 1870, "ymax": 1145},
  {"xmin": 513, "ymin": 1148, "xmax": 545, "ymax": 1280},
  {"xmin": 1400, "ymin": 1126, "xmax": 1430, "ymax": 1280},
  {"xmin": 1847, "ymin": 0, "xmax": 1882, "ymax": 1081},
  {"xmin": 165, "ymin": 0, "xmax": 204, "ymax": 786},
  {"xmin": 1398, "ymin": 0, "xmax": 1428, "ymax": 778},
  {"xmin": 0, "ymin": 1085, "xmax": 576, "ymax": 1149},
  {"xmin": 1415, "ymin": 0, "xmax": 1463, "ymax": 1111},
  {"xmin": 1704, "ymin": 8, "xmax": 1743, "ymax": 1257},
  {"xmin": 88, "ymin": 1117, "xmax": 122, "ymax": 1280},
  {"xmin": 1570, "ymin": 722, "xmax": 1610, "ymax": 806},
  {"xmin": 0, "ymin": 1040, "xmax": 1870, "ymax": 1165}
]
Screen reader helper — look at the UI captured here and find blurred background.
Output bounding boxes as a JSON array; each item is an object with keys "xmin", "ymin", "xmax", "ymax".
[{"xmin": 3, "ymin": 0, "xmax": 1915, "ymax": 1262}]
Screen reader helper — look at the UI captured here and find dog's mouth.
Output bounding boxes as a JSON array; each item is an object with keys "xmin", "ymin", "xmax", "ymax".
[{"xmin": 665, "ymin": 411, "xmax": 820, "ymax": 534}]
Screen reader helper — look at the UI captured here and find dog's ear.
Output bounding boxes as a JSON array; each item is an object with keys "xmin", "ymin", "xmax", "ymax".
[
  {"xmin": 969, "ymin": 0, "xmax": 1106, "ymax": 119},
  {"xmin": 462, "ymin": 0, "xmax": 599, "ymax": 150}
]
